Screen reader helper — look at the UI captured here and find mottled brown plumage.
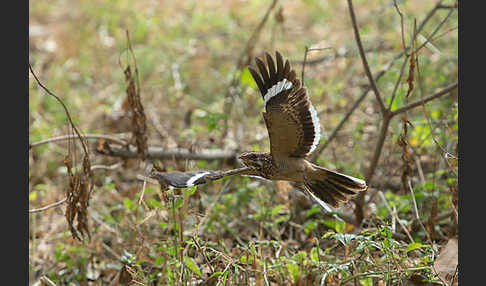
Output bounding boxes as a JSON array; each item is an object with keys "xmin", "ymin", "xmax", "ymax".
[
  {"xmin": 244, "ymin": 51, "xmax": 367, "ymax": 210},
  {"xmin": 152, "ymin": 51, "xmax": 367, "ymax": 211}
]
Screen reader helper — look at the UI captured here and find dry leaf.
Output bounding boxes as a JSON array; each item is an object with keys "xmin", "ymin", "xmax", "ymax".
[{"xmin": 434, "ymin": 238, "xmax": 458, "ymax": 285}]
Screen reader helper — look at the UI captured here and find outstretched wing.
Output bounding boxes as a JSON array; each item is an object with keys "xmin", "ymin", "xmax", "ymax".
[
  {"xmin": 248, "ymin": 51, "xmax": 321, "ymax": 158},
  {"xmin": 150, "ymin": 167, "xmax": 256, "ymax": 188},
  {"xmin": 151, "ymin": 171, "xmax": 215, "ymax": 188}
]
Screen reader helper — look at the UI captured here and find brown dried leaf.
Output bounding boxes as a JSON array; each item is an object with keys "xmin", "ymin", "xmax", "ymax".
[
  {"xmin": 398, "ymin": 115, "xmax": 414, "ymax": 191},
  {"xmin": 124, "ymin": 55, "xmax": 148, "ymax": 159},
  {"xmin": 434, "ymin": 238, "xmax": 458, "ymax": 286},
  {"xmin": 108, "ymin": 264, "xmax": 134, "ymax": 286},
  {"xmin": 64, "ymin": 155, "xmax": 93, "ymax": 241}
]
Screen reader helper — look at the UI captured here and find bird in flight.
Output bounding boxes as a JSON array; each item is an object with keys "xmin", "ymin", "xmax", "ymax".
[{"xmin": 151, "ymin": 51, "xmax": 367, "ymax": 211}]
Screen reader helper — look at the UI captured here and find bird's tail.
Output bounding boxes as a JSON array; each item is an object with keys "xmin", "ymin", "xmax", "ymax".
[{"xmin": 303, "ymin": 166, "xmax": 367, "ymax": 211}]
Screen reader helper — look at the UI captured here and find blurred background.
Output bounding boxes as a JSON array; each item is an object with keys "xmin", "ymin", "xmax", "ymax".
[{"xmin": 29, "ymin": 0, "xmax": 458, "ymax": 285}]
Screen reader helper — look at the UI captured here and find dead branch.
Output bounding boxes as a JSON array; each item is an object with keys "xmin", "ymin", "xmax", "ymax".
[
  {"xmin": 310, "ymin": 53, "xmax": 403, "ymax": 162},
  {"xmin": 123, "ymin": 30, "xmax": 148, "ymax": 159},
  {"xmin": 391, "ymin": 82, "xmax": 458, "ymax": 116},
  {"xmin": 29, "ymin": 64, "xmax": 90, "ymax": 157},
  {"xmin": 30, "ymin": 64, "xmax": 94, "ymax": 240},
  {"xmin": 29, "ymin": 198, "xmax": 67, "ymax": 214},
  {"xmin": 292, "ymin": 44, "xmax": 393, "ymax": 66},
  {"xmin": 30, "ymin": 134, "xmax": 128, "ymax": 149},
  {"xmin": 346, "ymin": 0, "xmax": 387, "ymax": 114},
  {"xmin": 312, "ymin": 0, "xmax": 451, "ymax": 162},
  {"xmin": 221, "ymin": 0, "xmax": 279, "ymax": 139},
  {"xmin": 98, "ymin": 143, "xmax": 238, "ymax": 161}
]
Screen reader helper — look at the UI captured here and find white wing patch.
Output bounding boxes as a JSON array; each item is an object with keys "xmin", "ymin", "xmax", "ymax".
[
  {"xmin": 333, "ymin": 172, "xmax": 367, "ymax": 189},
  {"xmin": 303, "ymin": 187, "xmax": 333, "ymax": 212},
  {"xmin": 186, "ymin": 172, "xmax": 210, "ymax": 187},
  {"xmin": 263, "ymin": 79, "xmax": 293, "ymax": 106},
  {"xmin": 263, "ymin": 77, "xmax": 321, "ymax": 155},
  {"xmin": 307, "ymin": 103, "xmax": 321, "ymax": 155}
]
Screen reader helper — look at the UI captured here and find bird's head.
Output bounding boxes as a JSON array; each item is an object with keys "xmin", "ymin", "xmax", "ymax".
[{"xmin": 238, "ymin": 151, "xmax": 270, "ymax": 170}]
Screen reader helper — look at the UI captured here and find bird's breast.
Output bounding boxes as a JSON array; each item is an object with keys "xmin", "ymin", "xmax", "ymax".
[{"xmin": 269, "ymin": 157, "xmax": 308, "ymax": 182}]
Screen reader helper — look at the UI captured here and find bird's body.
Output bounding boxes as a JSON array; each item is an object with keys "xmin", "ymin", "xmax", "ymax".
[
  {"xmin": 239, "ymin": 151, "xmax": 310, "ymax": 182},
  {"xmin": 152, "ymin": 51, "xmax": 368, "ymax": 211}
]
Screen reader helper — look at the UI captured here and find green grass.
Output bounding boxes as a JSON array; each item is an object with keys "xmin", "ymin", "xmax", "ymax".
[{"xmin": 29, "ymin": 0, "xmax": 458, "ymax": 284}]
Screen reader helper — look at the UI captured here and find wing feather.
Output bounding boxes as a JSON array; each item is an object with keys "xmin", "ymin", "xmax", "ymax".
[{"xmin": 248, "ymin": 51, "xmax": 321, "ymax": 158}]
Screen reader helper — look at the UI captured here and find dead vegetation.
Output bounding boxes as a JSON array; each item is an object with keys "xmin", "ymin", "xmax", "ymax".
[{"xmin": 29, "ymin": 0, "xmax": 458, "ymax": 285}]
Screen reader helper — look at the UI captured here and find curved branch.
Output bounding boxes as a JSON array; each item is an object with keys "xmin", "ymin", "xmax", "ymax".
[
  {"xmin": 391, "ymin": 82, "xmax": 458, "ymax": 117},
  {"xmin": 346, "ymin": 0, "xmax": 387, "ymax": 114},
  {"xmin": 30, "ymin": 134, "xmax": 128, "ymax": 149},
  {"xmin": 29, "ymin": 198, "xmax": 67, "ymax": 213}
]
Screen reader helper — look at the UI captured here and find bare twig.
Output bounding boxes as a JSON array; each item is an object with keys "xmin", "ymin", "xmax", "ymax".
[
  {"xmin": 378, "ymin": 191, "xmax": 414, "ymax": 243},
  {"xmin": 391, "ymin": 82, "xmax": 458, "ymax": 116},
  {"xmin": 301, "ymin": 46, "xmax": 333, "ymax": 86},
  {"xmin": 393, "ymin": 0, "xmax": 407, "ymax": 55},
  {"xmin": 222, "ymin": 0, "xmax": 279, "ymax": 139},
  {"xmin": 311, "ymin": 51, "xmax": 405, "ymax": 161},
  {"xmin": 407, "ymin": 179, "xmax": 433, "ymax": 243},
  {"xmin": 30, "ymin": 134, "xmax": 128, "ymax": 149},
  {"xmin": 29, "ymin": 162, "xmax": 122, "ymax": 214},
  {"xmin": 197, "ymin": 180, "xmax": 232, "ymax": 234},
  {"xmin": 346, "ymin": 0, "xmax": 387, "ymax": 114},
  {"xmin": 29, "ymin": 198, "xmax": 67, "ymax": 213},
  {"xmin": 388, "ymin": 57, "xmax": 409, "ymax": 110},
  {"xmin": 292, "ymin": 44, "xmax": 393, "ymax": 66},
  {"xmin": 29, "ymin": 64, "xmax": 90, "ymax": 156},
  {"xmin": 90, "ymin": 162, "xmax": 123, "ymax": 171},
  {"xmin": 437, "ymin": 3, "xmax": 458, "ymax": 9},
  {"xmin": 40, "ymin": 275, "xmax": 57, "ymax": 286}
]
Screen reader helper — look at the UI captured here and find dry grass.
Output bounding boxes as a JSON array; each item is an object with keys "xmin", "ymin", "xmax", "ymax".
[{"xmin": 29, "ymin": 0, "xmax": 458, "ymax": 285}]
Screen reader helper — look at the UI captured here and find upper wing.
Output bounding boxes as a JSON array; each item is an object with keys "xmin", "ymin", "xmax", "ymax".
[{"xmin": 248, "ymin": 51, "xmax": 321, "ymax": 158}]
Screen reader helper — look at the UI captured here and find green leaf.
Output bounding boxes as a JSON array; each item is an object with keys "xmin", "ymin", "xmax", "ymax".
[
  {"xmin": 310, "ymin": 247, "xmax": 320, "ymax": 262},
  {"xmin": 306, "ymin": 205, "xmax": 320, "ymax": 217},
  {"xmin": 123, "ymin": 198, "xmax": 133, "ymax": 210},
  {"xmin": 185, "ymin": 186, "xmax": 198, "ymax": 196},
  {"xmin": 154, "ymin": 256, "xmax": 164, "ymax": 266},
  {"xmin": 29, "ymin": 191, "xmax": 38, "ymax": 201},
  {"xmin": 304, "ymin": 220, "xmax": 317, "ymax": 234},
  {"xmin": 407, "ymin": 242, "xmax": 424, "ymax": 252},
  {"xmin": 174, "ymin": 197, "xmax": 184, "ymax": 209},
  {"xmin": 286, "ymin": 262, "xmax": 300, "ymax": 282},
  {"xmin": 335, "ymin": 233, "xmax": 358, "ymax": 246},
  {"xmin": 184, "ymin": 256, "xmax": 202, "ymax": 276},
  {"xmin": 271, "ymin": 204, "xmax": 284, "ymax": 216},
  {"xmin": 209, "ymin": 272, "xmax": 224, "ymax": 278},
  {"xmin": 240, "ymin": 67, "xmax": 257, "ymax": 88},
  {"xmin": 360, "ymin": 277, "xmax": 373, "ymax": 286},
  {"xmin": 147, "ymin": 198, "xmax": 165, "ymax": 209},
  {"xmin": 321, "ymin": 231, "xmax": 335, "ymax": 239}
]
